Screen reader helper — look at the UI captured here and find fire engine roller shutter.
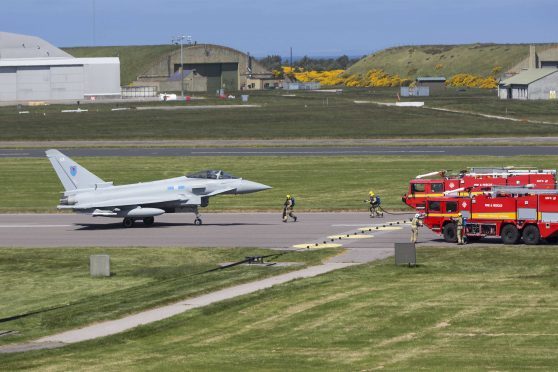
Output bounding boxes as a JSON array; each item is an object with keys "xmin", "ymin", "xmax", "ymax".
[
  {"xmin": 518, "ymin": 208, "xmax": 537, "ymax": 220},
  {"xmin": 540, "ymin": 212, "xmax": 558, "ymax": 222}
]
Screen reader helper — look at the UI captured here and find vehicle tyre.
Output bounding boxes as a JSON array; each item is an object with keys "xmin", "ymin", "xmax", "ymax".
[
  {"xmin": 501, "ymin": 224, "xmax": 520, "ymax": 245},
  {"xmin": 123, "ymin": 218, "xmax": 134, "ymax": 228},
  {"xmin": 443, "ymin": 223, "xmax": 457, "ymax": 243},
  {"xmin": 143, "ymin": 217, "xmax": 155, "ymax": 226},
  {"xmin": 522, "ymin": 225, "xmax": 541, "ymax": 245},
  {"xmin": 194, "ymin": 218, "xmax": 202, "ymax": 225}
]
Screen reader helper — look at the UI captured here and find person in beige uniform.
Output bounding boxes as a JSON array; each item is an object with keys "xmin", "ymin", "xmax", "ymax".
[
  {"xmin": 282, "ymin": 194, "xmax": 297, "ymax": 223},
  {"xmin": 456, "ymin": 212, "xmax": 465, "ymax": 245},
  {"xmin": 411, "ymin": 213, "xmax": 422, "ymax": 243}
]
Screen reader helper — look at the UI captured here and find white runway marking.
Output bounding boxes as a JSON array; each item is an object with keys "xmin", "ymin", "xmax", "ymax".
[
  {"xmin": 0, "ymin": 225, "xmax": 72, "ymax": 228},
  {"xmin": 193, "ymin": 150, "xmax": 445, "ymax": 155},
  {"xmin": 0, "ymin": 153, "xmax": 30, "ymax": 157}
]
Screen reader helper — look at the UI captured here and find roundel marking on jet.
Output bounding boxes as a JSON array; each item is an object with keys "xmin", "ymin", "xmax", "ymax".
[{"xmin": 70, "ymin": 166, "xmax": 78, "ymax": 177}]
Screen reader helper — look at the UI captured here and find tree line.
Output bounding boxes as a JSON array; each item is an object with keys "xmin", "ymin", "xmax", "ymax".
[{"xmin": 257, "ymin": 55, "xmax": 362, "ymax": 72}]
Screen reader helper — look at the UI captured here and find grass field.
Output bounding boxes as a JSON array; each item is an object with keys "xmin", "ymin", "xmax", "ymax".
[
  {"xmin": 2, "ymin": 89, "xmax": 558, "ymax": 142},
  {"xmin": 2, "ymin": 155, "xmax": 558, "ymax": 213},
  {"xmin": 0, "ymin": 247, "xmax": 338, "ymax": 345},
  {"xmin": 2, "ymin": 246, "xmax": 558, "ymax": 370}
]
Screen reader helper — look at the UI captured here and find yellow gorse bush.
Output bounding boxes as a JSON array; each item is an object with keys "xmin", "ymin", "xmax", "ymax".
[
  {"xmin": 446, "ymin": 74, "xmax": 498, "ymax": 89},
  {"xmin": 280, "ymin": 66, "xmax": 497, "ymax": 89}
]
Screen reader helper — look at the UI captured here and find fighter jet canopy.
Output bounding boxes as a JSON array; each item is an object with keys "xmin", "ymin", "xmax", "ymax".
[{"xmin": 186, "ymin": 170, "xmax": 238, "ymax": 180}]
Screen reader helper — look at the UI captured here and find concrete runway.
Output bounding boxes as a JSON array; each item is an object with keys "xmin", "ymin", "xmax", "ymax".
[
  {"xmin": 3, "ymin": 146, "xmax": 558, "ymax": 158},
  {"xmin": 0, "ymin": 213, "xmax": 445, "ymax": 259}
]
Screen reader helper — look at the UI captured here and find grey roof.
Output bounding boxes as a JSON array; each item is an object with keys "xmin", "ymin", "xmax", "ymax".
[
  {"xmin": 500, "ymin": 68, "xmax": 558, "ymax": 86},
  {"xmin": 0, "ymin": 31, "xmax": 72, "ymax": 59},
  {"xmin": 416, "ymin": 76, "xmax": 446, "ymax": 82}
]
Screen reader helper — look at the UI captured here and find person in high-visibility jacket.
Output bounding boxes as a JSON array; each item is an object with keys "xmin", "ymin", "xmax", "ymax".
[
  {"xmin": 366, "ymin": 191, "xmax": 383, "ymax": 218},
  {"xmin": 282, "ymin": 194, "xmax": 297, "ymax": 223},
  {"xmin": 411, "ymin": 213, "xmax": 422, "ymax": 243},
  {"xmin": 456, "ymin": 212, "xmax": 465, "ymax": 245}
]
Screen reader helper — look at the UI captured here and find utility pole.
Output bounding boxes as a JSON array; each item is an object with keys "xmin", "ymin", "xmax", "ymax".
[{"xmin": 172, "ymin": 35, "xmax": 186, "ymax": 99}]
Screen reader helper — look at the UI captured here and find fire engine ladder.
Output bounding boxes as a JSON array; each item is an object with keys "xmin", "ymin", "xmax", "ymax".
[{"xmin": 492, "ymin": 186, "xmax": 558, "ymax": 195}]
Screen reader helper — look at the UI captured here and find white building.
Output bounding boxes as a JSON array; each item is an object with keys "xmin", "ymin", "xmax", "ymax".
[{"xmin": 0, "ymin": 32, "xmax": 120, "ymax": 102}]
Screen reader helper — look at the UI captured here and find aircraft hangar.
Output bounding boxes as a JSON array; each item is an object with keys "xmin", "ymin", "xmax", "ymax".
[
  {"xmin": 0, "ymin": 31, "xmax": 120, "ymax": 102},
  {"xmin": 133, "ymin": 44, "xmax": 275, "ymax": 92}
]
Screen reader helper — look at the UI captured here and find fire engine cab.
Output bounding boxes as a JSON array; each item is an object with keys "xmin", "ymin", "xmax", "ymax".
[
  {"xmin": 403, "ymin": 168, "xmax": 556, "ymax": 210},
  {"xmin": 422, "ymin": 188, "xmax": 558, "ymax": 245}
]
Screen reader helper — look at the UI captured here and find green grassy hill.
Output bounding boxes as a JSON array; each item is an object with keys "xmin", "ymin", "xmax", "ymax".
[
  {"xmin": 346, "ymin": 43, "xmax": 556, "ymax": 79},
  {"xmin": 63, "ymin": 45, "xmax": 178, "ymax": 85}
]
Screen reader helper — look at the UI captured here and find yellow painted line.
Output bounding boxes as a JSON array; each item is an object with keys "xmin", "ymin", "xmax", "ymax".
[
  {"xmin": 327, "ymin": 234, "xmax": 374, "ymax": 240},
  {"xmin": 471, "ymin": 213, "xmax": 516, "ymax": 219},
  {"xmin": 358, "ymin": 226, "xmax": 403, "ymax": 231},
  {"xmin": 427, "ymin": 213, "xmax": 460, "ymax": 218},
  {"xmin": 293, "ymin": 243, "xmax": 343, "ymax": 249}
]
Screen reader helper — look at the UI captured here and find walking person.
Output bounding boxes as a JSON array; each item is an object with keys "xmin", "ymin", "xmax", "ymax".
[
  {"xmin": 366, "ymin": 191, "xmax": 383, "ymax": 218},
  {"xmin": 282, "ymin": 194, "xmax": 297, "ymax": 223}
]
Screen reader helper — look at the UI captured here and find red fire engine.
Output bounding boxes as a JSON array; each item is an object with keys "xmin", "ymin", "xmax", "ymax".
[
  {"xmin": 421, "ymin": 187, "xmax": 558, "ymax": 245},
  {"xmin": 403, "ymin": 168, "xmax": 556, "ymax": 210}
]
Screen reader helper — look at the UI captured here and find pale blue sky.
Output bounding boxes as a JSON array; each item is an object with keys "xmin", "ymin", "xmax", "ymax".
[{"xmin": 2, "ymin": 0, "xmax": 556, "ymax": 56}]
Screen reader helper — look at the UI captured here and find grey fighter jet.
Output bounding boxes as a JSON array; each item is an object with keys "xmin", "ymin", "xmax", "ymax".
[{"xmin": 46, "ymin": 149, "xmax": 271, "ymax": 227}]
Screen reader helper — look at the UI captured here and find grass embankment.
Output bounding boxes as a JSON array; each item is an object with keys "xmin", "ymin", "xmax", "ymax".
[
  {"xmin": 347, "ymin": 43, "xmax": 552, "ymax": 78},
  {"xmin": 64, "ymin": 45, "xmax": 178, "ymax": 85},
  {"xmin": 0, "ymin": 247, "xmax": 338, "ymax": 345},
  {"xmin": 3, "ymin": 89, "xmax": 558, "ymax": 142},
  {"xmin": 2, "ymin": 155, "xmax": 558, "ymax": 213},
  {"xmin": 3, "ymin": 247, "xmax": 558, "ymax": 370}
]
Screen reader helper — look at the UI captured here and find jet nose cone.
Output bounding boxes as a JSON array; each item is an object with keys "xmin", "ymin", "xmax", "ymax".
[{"xmin": 236, "ymin": 180, "xmax": 272, "ymax": 194}]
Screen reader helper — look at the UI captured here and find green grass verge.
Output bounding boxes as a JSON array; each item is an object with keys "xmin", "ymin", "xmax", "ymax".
[
  {"xmin": 2, "ymin": 89, "xmax": 558, "ymax": 141},
  {"xmin": 3, "ymin": 155, "xmax": 558, "ymax": 213},
  {"xmin": 0, "ymin": 247, "xmax": 339, "ymax": 345},
  {"xmin": 3, "ymin": 246, "xmax": 558, "ymax": 370}
]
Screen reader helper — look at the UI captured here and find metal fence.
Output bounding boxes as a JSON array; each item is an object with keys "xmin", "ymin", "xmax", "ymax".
[
  {"xmin": 121, "ymin": 86, "xmax": 158, "ymax": 98},
  {"xmin": 283, "ymin": 82, "xmax": 321, "ymax": 90}
]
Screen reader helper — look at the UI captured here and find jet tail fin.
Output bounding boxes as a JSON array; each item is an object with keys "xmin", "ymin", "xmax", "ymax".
[{"xmin": 45, "ymin": 149, "xmax": 104, "ymax": 191}]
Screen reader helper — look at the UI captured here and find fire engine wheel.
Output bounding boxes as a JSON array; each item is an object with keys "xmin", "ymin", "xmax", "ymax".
[
  {"xmin": 501, "ymin": 224, "xmax": 520, "ymax": 245},
  {"xmin": 522, "ymin": 225, "xmax": 541, "ymax": 245},
  {"xmin": 442, "ymin": 223, "xmax": 457, "ymax": 243}
]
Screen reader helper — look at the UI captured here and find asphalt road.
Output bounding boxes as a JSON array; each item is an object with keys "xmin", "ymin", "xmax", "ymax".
[{"xmin": 2, "ymin": 146, "xmax": 558, "ymax": 158}]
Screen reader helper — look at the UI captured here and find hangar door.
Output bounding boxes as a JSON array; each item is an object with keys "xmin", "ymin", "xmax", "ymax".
[
  {"xmin": 0, "ymin": 67, "xmax": 17, "ymax": 101},
  {"xmin": 50, "ymin": 66, "xmax": 84, "ymax": 100},
  {"xmin": 181, "ymin": 63, "xmax": 238, "ymax": 92},
  {"xmin": 17, "ymin": 67, "xmax": 51, "ymax": 101}
]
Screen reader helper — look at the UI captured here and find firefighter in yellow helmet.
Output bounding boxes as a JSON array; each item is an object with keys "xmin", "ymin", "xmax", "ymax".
[
  {"xmin": 411, "ymin": 213, "xmax": 423, "ymax": 243},
  {"xmin": 456, "ymin": 212, "xmax": 465, "ymax": 245},
  {"xmin": 282, "ymin": 194, "xmax": 297, "ymax": 223},
  {"xmin": 365, "ymin": 191, "xmax": 383, "ymax": 218}
]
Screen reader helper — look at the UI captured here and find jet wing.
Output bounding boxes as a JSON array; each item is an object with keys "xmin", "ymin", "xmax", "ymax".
[{"xmin": 65, "ymin": 194, "xmax": 198, "ymax": 210}]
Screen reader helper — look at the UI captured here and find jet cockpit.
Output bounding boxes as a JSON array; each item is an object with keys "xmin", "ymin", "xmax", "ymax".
[{"xmin": 186, "ymin": 170, "xmax": 238, "ymax": 180}]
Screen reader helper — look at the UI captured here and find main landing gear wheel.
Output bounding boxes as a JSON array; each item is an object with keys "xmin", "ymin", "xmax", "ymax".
[
  {"xmin": 123, "ymin": 218, "xmax": 135, "ymax": 228},
  {"xmin": 143, "ymin": 217, "xmax": 155, "ymax": 226},
  {"xmin": 194, "ymin": 218, "xmax": 203, "ymax": 225}
]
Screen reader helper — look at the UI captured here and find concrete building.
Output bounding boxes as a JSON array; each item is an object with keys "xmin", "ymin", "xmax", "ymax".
[
  {"xmin": 499, "ymin": 68, "xmax": 558, "ymax": 100},
  {"xmin": 134, "ymin": 44, "xmax": 274, "ymax": 93},
  {"xmin": 0, "ymin": 31, "xmax": 120, "ymax": 102},
  {"xmin": 509, "ymin": 45, "xmax": 558, "ymax": 72}
]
